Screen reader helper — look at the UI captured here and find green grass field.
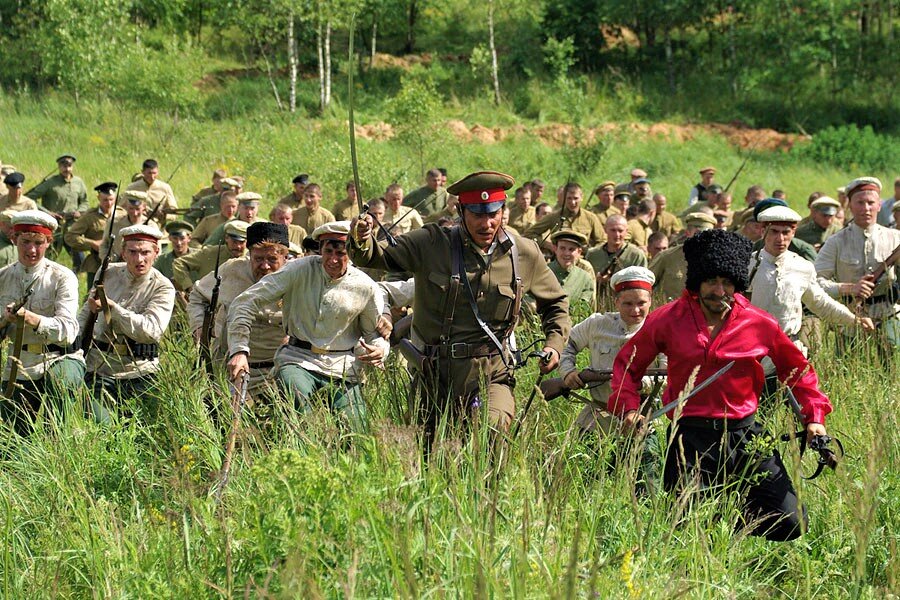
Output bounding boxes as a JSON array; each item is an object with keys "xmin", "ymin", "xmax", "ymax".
[{"xmin": 0, "ymin": 94, "xmax": 898, "ymax": 598}]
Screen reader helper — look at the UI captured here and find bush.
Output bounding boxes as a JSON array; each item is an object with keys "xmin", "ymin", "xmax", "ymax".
[{"xmin": 795, "ymin": 124, "xmax": 899, "ymax": 172}]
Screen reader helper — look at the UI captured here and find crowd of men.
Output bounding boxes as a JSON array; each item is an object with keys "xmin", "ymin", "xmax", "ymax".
[{"xmin": 0, "ymin": 152, "xmax": 898, "ymax": 543}]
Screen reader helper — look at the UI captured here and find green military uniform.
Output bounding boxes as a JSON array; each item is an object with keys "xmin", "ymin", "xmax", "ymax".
[
  {"xmin": 279, "ymin": 191, "xmax": 303, "ymax": 209},
  {"xmin": 352, "ymin": 171, "xmax": 570, "ymax": 433},
  {"xmin": 185, "ymin": 193, "xmax": 222, "ymax": 224},
  {"xmin": 0, "ymin": 195, "xmax": 38, "ymax": 213},
  {"xmin": 650, "ymin": 210, "xmax": 682, "ymax": 238},
  {"xmin": 526, "ymin": 207, "xmax": 606, "ymax": 247},
  {"xmin": 549, "ymin": 260, "xmax": 595, "ymax": 309},
  {"xmin": 154, "ymin": 246, "xmax": 195, "ymax": 281},
  {"xmin": 592, "ymin": 205, "xmax": 621, "ymax": 227},
  {"xmin": 292, "ymin": 206, "xmax": 335, "ymax": 232},
  {"xmin": 26, "ymin": 174, "xmax": 89, "ymax": 216},
  {"xmin": 507, "ymin": 204, "xmax": 537, "ymax": 231},
  {"xmin": 203, "ymin": 217, "xmax": 264, "ymax": 246},
  {"xmin": 287, "ymin": 224, "xmax": 308, "ymax": 246},
  {"xmin": 794, "ymin": 220, "xmax": 841, "ymax": 250},
  {"xmin": 331, "ymin": 197, "xmax": 357, "ymax": 221},
  {"xmin": 192, "ymin": 185, "xmax": 216, "ymax": 203},
  {"xmin": 585, "ymin": 242, "xmax": 647, "ymax": 280},
  {"xmin": 423, "ymin": 207, "xmax": 459, "ymax": 224},
  {"xmin": 0, "ymin": 243, "xmax": 16, "ymax": 269},
  {"xmin": 626, "ymin": 218, "xmax": 652, "ymax": 248},
  {"xmin": 649, "ymin": 245, "xmax": 688, "ymax": 301},
  {"xmin": 191, "ymin": 212, "xmax": 229, "ymax": 246},
  {"xmin": 402, "ymin": 185, "xmax": 450, "ymax": 217},
  {"xmin": 172, "ymin": 243, "xmax": 243, "ymax": 291},
  {"xmin": 64, "ymin": 206, "xmax": 124, "ymax": 279}
]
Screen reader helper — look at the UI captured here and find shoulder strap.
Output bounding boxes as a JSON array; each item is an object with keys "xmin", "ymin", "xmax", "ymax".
[
  {"xmin": 441, "ymin": 228, "xmax": 462, "ymax": 344},
  {"xmin": 504, "ymin": 235, "xmax": 523, "ymax": 343}
]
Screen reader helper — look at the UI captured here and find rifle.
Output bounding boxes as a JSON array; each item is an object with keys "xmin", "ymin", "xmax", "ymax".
[
  {"xmin": 3, "ymin": 280, "xmax": 37, "ymax": 397},
  {"xmin": 81, "ymin": 183, "xmax": 122, "ymax": 355},
  {"xmin": 541, "ymin": 367, "xmax": 667, "ymax": 401},
  {"xmin": 722, "ymin": 135, "xmax": 765, "ymax": 194},
  {"xmin": 597, "ymin": 244, "xmax": 628, "ymax": 283},
  {"xmin": 217, "ymin": 370, "xmax": 249, "ymax": 502},
  {"xmin": 199, "ymin": 243, "xmax": 224, "ymax": 376},
  {"xmin": 852, "ymin": 241, "xmax": 900, "ymax": 314},
  {"xmin": 22, "ymin": 168, "xmax": 58, "ymax": 198},
  {"xmin": 145, "ymin": 200, "xmax": 165, "ymax": 225}
]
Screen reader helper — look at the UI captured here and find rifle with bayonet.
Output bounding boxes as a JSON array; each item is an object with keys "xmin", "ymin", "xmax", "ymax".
[
  {"xmin": 2, "ymin": 280, "xmax": 38, "ymax": 398},
  {"xmin": 540, "ymin": 367, "xmax": 667, "ymax": 401},
  {"xmin": 199, "ymin": 243, "xmax": 224, "ymax": 377},
  {"xmin": 80, "ymin": 184, "xmax": 121, "ymax": 356},
  {"xmin": 852, "ymin": 241, "xmax": 900, "ymax": 314}
]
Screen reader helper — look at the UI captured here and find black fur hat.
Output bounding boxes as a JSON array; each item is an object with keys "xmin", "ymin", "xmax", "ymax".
[
  {"xmin": 247, "ymin": 222, "xmax": 289, "ymax": 248},
  {"xmin": 683, "ymin": 228, "xmax": 752, "ymax": 293}
]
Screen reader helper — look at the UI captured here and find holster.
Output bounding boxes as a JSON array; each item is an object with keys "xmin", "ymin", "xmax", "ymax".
[{"xmin": 398, "ymin": 339, "xmax": 431, "ymax": 376}]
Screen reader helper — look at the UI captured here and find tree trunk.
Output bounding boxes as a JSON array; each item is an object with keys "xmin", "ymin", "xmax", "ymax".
[
  {"xmin": 324, "ymin": 19, "xmax": 332, "ymax": 108},
  {"xmin": 260, "ymin": 46, "xmax": 285, "ymax": 111},
  {"xmin": 288, "ymin": 12, "xmax": 297, "ymax": 113},
  {"xmin": 317, "ymin": 18, "xmax": 325, "ymax": 112},
  {"xmin": 488, "ymin": 0, "xmax": 501, "ymax": 105},
  {"xmin": 664, "ymin": 27, "xmax": 675, "ymax": 95},
  {"xmin": 370, "ymin": 16, "xmax": 377, "ymax": 69},
  {"xmin": 405, "ymin": 0, "xmax": 418, "ymax": 53}
]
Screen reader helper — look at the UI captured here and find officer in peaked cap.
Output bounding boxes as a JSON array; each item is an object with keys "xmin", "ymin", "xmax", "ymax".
[
  {"xmin": 0, "ymin": 172, "xmax": 39, "ymax": 213},
  {"xmin": 350, "ymin": 170, "xmax": 571, "ymax": 449}
]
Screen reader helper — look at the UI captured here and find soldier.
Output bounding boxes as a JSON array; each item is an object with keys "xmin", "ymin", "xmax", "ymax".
[
  {"xmin": 589, "ymin": 181, "xmax": 616, "ymax": 216},
  {"xmin": 688, "ymin": 166, "xmax": 716, "ymax": 205},
  {"xmin": 528, "ymin": 178, "xmax": 546, "ymax": 206},
  {"xmin": 203, "ymin": 192, "xmax": 264, "ymax": 246},
  {"xmin": 79, "ymin": 225, "xmax": 175, "ymax": 413},
  {"xmin": 595, "ymin": 186, "xmax": 629, "ymax": 227},
  {"xmin": 631, "ymin": 177, "xmax": 652, "ymax": 202},
  {"xmin": 65, "ymin": 182, "xmax": 124, "ymax": 287},
  {"xmin": 0, "ymin": 211, "xmax": 84, "ymax": 435},
  {"xmin": 189, "ymin": 222, "xmax": 289, "ymax": 398},
  {"xmin": 279, "ymin": 174, "xmax": 309, "ymax": 209},
  {"xmin": 535, "ymin": 202, "xmax": 551, "ymax": 220},
  {"xmin": 586, "ymin": 215, "xmax": 647, "ymax": 307},
  {"xmin": 649, "ymin": 212, "xmax": 716, "ymax": 302},
  {"xmin": 0, "ymin": 211, "xmax": 18, "ymax": 268},
  {"xmin": 101, "ymin": 190, "xmax": 162, "ymax": 261},
  {"xmin": 268, "ymin": 203, "xmax": 308, "ymax": 246},
  {"xmin": 795, "ymin": 196, "xmax": 841, "ymax": 250},
  {"xmin": 350, "ymin": 171, "xmax": 570, "ymax": 440},
  {"xmin": 172, "ymin": 220, "xmax": 248, "ymax": 292},
  {"xmin": 191, "ymin": 191, "xmax": 238, "ymax": 246},
  {"xmin": 331, "ymin": 181, "xmax": 359, "ymax": 221},
  {"xmin": 748, "ymin": 204, "xmax": 874, "ymax": 361},
  {"xmin": 730, "ymin": 184, "xmax": 767, "ymax": 232},
  {"xmin": 546, "ymin": 230, "xmax": 595, "ymax": 310},
  {"xmin": 292, "ymin": 184, "xmax": 335, "ymax": 232},
  {"xmin": 227, "ymin": 221, "xmax": 388, "ymax": 432},
  {"xmin": 525, "ymin": 182, "xmax": 605, "ymax": 250},
  {"xmin": 625, "ymin": 199, "xmax": 656, "ymax": 251},
  {"xmin": 815, "ymin": 177, "xmax": 900, "ymax": 348},
  {"xmin": 0, "ymin": 172, "xmax": 39, "ymax": 213},
  {"xmin": 649, "ymin": 193, "xmax": 682, "ymax": 239},
  {"xmin": 423, "ymin": 194, "xmax": 460, "ymax": 225},
  {"xmin": 647, "ymin": 231, "xmax": 669, "ymax": 261},
  {"xmin": 507, "ymin": 186, "xmax": 535, "ymax": 232},
  {"xmin": 26, "ymin": 155, "xmax": 89, "ymax": 221},
  {"xmin": 125, "ymin": 159, "xmax": 178, "ymax": 221},
  {"xmin": 154, "ymin": 221, "xmax": 195, "ymax": 283},
  {"xmin": 748, "ymin": 199, "xmax": 818, "ymax": 263},
  {"xmin": 402, "ymin": 168, "xmax": 450, "ymax": 216},
  {"xmin": 561, "ymin": 267, "xmax": 665, "ymax": 436},
  {"xmin": 187, "ymin": 177, "xmax": 243, "ymax": 224},
  {"xmin": 384, "ymin": 184, "xmax": 424, "ymax": 235},
  {"xmin": 191, "ymin": 169, "xmax": 227, "ymax": 204}
]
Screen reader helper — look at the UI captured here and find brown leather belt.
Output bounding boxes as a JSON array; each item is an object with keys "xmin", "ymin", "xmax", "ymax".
[{"xmin": 433, "ymin": 342, "xmax": 500, "ymax": 359}]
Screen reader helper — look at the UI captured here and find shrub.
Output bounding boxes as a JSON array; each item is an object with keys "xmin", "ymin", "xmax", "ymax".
[{"xmin": 794, "ymin": 124, "xmax": 899, "ymax": 172}]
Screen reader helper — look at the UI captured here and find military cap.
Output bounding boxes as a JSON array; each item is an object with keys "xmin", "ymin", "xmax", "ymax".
[
  {"xmin": 757, "ymin": 205, "xmax": 801, "ymax": 223},
  {"xmin": 447, "ymin": 171, "xmax": 514, "ymax": 214},
  {"xmin": 594, "ymin": 180, "xmax": 616, "ymax": 193},
  {"xmin": 699, "ymin": 166, "xmax": 716, "ymax": 174},
  {"xmin": 810, "ymin": 196, "xmax": 840, "ymax": 215},
  {"xmin": 550, "ymin": 229, "xmax": 588, "ymax": 246},
  {"xmin": 684, "ymin": 229, "xmax": 752, "ymax": 292},
  {"xmin": 0, "ymin": 210, "xmax": 18, "ymax": 224},
  {"xmin": 706, "ymin": 184, "xmax": 723, "ymax": 194},
  {"xmin": 311, "ymin": 220, "xmax": 351, "ymax": 241},
  {"xmin": 610, "ymin": 266, "xmax": 655, "ymax": 292},
  {"xmin": 55, "ymin": 154, "xmax": 76, "ymax": 164},
  {"xmin": 683, "ymin": 212, "xmax": 717, "ymax": 230},
  {"xmin": 751, "ymin": 198, "xmax": 788, "ymax": 222},
  {"xmin": 836, "ymin": 186, "xmax": 846, "ymax": 195},
  {"xmin": 632, "ymin": 177, "xmax": 651, "ymax": 185},
  {"xmin": 845, "ymin": 177, "xmax": 882, "ymax": 198},
  {"xmin": 630, "ymin": 168, "xmax": 648, "ymax": 178},
  {"xmin": 288, "ymin": 242, "xmax": 303, "ymax": 257},
  {"xmin": 236, "ymin": 191, "xmax": 262, "ymax": 205},
  {"xmin": 292, "ymin": 174, "xmax": 310, "ymax": 185},
  {"xmin": 120, "ymin": 224, "xmax": 164, "ymax": 243},
  {"xmin": 164, "ymin": 221, "xmax": 194, "ymax": 237},
  {"xmin": 12, "ymin": 210, "xmax": 58, "ymax": 235},
  {"xmin": 224, "ymin": 220, "xmax": 249, "ymax": 240},
  {"xmin": 247, "ymin": 221, "xmax": 289, "ymax": 247},
  {"xmin": 0, "ymin": 166, "xmax": 17, "ymax": 176},
  {"xmin": 123, "ymin": 190, "xmax": 149, "ymax": 205},
  {"xmin": 94, "ymin": 181, "xmax": 118, "ymax": 194},
  {"xmin": 4, "ymin": 172, "xmax": 25, "ymax": 188},
  {"xmin": 220, "ymin": 177, "xmax": 243, "ymax": 190}
]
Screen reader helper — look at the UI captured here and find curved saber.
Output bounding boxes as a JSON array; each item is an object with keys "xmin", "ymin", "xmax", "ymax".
[
  {"xmin": 347, "ymin": 15, "xmax": 364, "ymax": 215},
  {"xmin": 648, "ymin": 360, "xmax": 735, "ymax": 422}
]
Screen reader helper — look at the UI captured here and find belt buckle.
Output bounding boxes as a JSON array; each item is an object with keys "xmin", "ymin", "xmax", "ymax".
[
  {"xmin": 711, "ymin": 418, "xmax": 723, "ymax": 431},
  {"xmin": 450, "ymin": 343, "xmax": 468, "ymax": 359}
]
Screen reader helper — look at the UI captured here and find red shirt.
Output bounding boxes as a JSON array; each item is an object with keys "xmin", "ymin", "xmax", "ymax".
[{"xmin": 609, "ymin": 291, "xmax": 832, "ymax": 424}]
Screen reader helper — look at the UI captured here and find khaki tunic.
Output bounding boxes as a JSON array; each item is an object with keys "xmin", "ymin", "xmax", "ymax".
[
  {"xmin": 279, "ymin": 191, "xmax": 303, "ymax": 209},
  {"xmin": 65, "ymin": 207, "xmax": 124, "ymax": 273},
  {"xmin": 592, "ymin": 205, "xmax": 621, "ymax": 227},
  {"xmin": 795, "ymin": 219, "xmax": 841, "ymax": 250},
  {"xmin": 0, "ymin": 259, "xmax": 84, "ymax": 381},
  {"xmin": 507, "ymin": 204, "xmax": 537, "ymax": 231},
  {"xmin": 125, "ymin": 179, "xmax": 178, "ymax": 220},
  {"xmin": 402, "ymin": 186, "xmax": 450, "ymax": 216},
  {"xmin": 100, "ymin": 214, "xmax": 163, "ymax": 260},
  {"xmin": 423, "ymin": 208, "xmax": 459, "ymax": 224},
  {"xmin": 651, "ymin": 210, "xmax": 682, "ymax": 238},
  {"xmin": 203, "ymin": 217, "xmax": 264, "ymax": 247},
  {"xmin": 191, "ymin": 213, "xmax": 229, "ymax": 246},
  {"xmin": 154, "ymin": 247, "xmax": 194, "ymax": 281},
  {"xmin": 526, "ymin": 208, "xmax": 606, "ymax": 247},
  {"xmin": 292, "ymin": 206, "xmax": 335, "ymax": 232},
  {"xmin": 585, "ymin": 243, "xmax": 648, "ymax": 279},
  {"xmin": 185, "ymin": 193, "xmax": 221, "ymax": 224},
  {"xmin": 649, "ymin": 244, "xmax": 688, "ymax": 301},
  {"xmin": 0, "ymin": 194, "xmax": 38, "ymax": 213},
  {"xmin": 0, "ymin": 244, "xmax": 16, "ymax": 269},
  {"xmin": 192, "ymin": 185, "xmax": 216, "ymax": 203},
  {"xmin": 288, "ymin": 224, "xmax": 308, "ymax": 246},
  {"xmin": 385, "ymin": 206, "xmax": 424, "ymax": 236},
  {"xmin": 77, "ymin": 265, "xmax": 175, "ymax": 379},
  {"xmin": 26, "ymin": 174, "xmax": 89, "ymax": 216},
  {"xmin": 626, "ymin": 219, "xmax": 652, "ymax": 248},
  {"xmin": 172, "ymin": 244, "xmax": 243, "ymax": 291},
  {"xmin": 332, "ymin": 197, "xmax": 357, "ymax": 222},
  {"xmin": 351, "ymin": 225, "xmax": 571, "ymax": 425},
  {"xmin": 549, "ymin": 260, "xmax": 594, "ymax": 308}
]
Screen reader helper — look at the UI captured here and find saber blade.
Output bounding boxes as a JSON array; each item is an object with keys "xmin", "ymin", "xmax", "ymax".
[{"xmin": 648, "ymin": 360, "xmax": 735, "ymax": 422}]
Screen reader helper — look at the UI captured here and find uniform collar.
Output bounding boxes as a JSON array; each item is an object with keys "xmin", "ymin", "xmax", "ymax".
[{"xmin": 850, "ymin": 221, "xmax": 878, "ymax": 235}]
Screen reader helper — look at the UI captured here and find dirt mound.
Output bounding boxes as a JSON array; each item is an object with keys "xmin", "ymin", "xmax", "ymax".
[
  {"xmin": 370, "ymin": 52, "xmax": 433, "ymax": 70},
  {"xmin": 355, "ymin": 122, "xmax": 394, "ymax": 141}
]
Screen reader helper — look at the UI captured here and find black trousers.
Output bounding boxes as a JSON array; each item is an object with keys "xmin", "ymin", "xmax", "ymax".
[{"xmin": 664, "ymin": 420, "xmax": 806, "ymax": 542}]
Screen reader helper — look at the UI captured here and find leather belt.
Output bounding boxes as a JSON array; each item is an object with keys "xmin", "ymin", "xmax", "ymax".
[
  {"xmin": 863, "ymin": 293, "xmax": 895, "ymax": 306},
  {"xmin": 94, "ymin": 340, "xmax": 159, "ymax": 359},
  {"xmin": 24, "ymin": 343, "xmax": 76, "ymax": 354},
  {"xmin": 675, "ymin": 415, "xmax": 755, "ymax": 431},
  {"xmin": 288, "ymin": 337, "xmax": 353, "ymax": 354},
  {"xmin": 432, "ymin": 342, "xmax": 500, "ymax": 359},
  {"xmin": 249, "ymin": 360, "xmax": 275, "ymax": 369}
]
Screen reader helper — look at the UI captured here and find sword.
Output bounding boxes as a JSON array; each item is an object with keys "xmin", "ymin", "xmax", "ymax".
[{"xmin": 647, "ymin": 360, "xmax": 735, "ymax": 422}]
